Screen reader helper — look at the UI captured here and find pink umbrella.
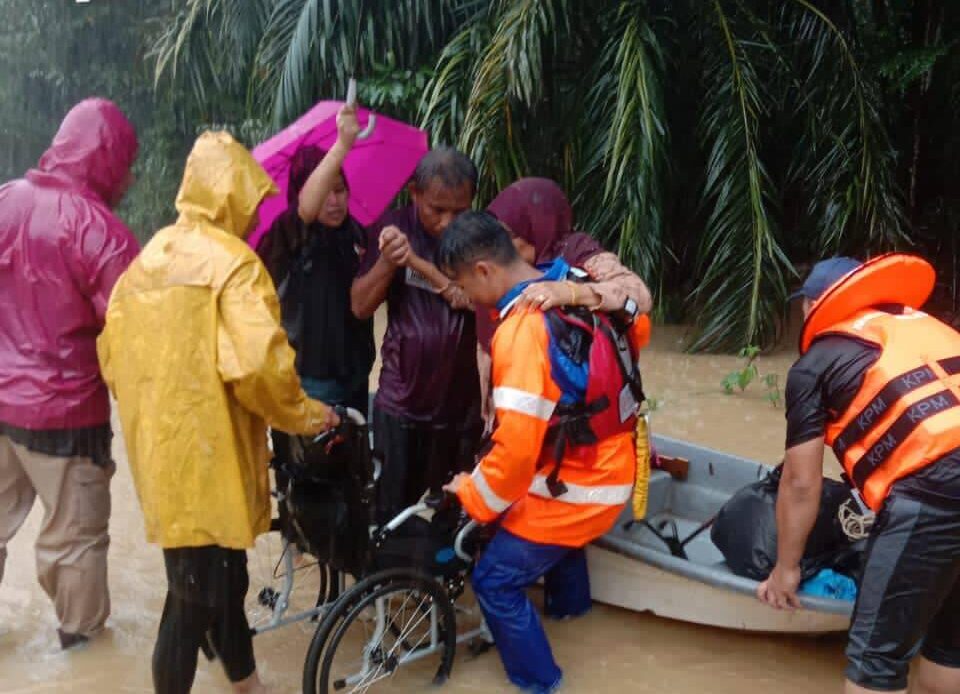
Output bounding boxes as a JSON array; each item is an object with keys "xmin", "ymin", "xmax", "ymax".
[{"xmin": 248, "ymin": 100, "xmax": 429, "ymax": 248}]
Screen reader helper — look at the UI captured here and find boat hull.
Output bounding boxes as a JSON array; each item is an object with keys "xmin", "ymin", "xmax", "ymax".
[
  {"xmin": 587, "ymin": 545, "xmax": 851, "ymax": 634},
  {"xmin": 588, "ymin": 434, "xmax": 853, "ymax": 634}
]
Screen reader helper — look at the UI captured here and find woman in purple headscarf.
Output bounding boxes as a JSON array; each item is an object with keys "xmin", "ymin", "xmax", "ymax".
[
  {"xmin": 256, "ymin": 105, "xmax": 374, "ymax": 414},
  {"xmin": 477, "ymin": 177, "xmax": 653, "ymax": 424}
]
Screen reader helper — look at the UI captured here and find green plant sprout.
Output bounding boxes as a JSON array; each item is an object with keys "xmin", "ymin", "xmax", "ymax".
[{"xmin": 722, "ymin": 346, "xmax": 782, "ymax": 408}]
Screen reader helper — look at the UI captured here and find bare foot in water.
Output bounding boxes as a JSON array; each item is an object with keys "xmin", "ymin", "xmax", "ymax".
[{"xmin": 232, "ymin": 671, "xmax": 268, "ymax": 693}]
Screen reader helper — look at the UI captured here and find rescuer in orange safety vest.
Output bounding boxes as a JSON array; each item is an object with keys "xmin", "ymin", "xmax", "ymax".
[
  {"xmin": 438, "ymin": 211, "xmax": 647, "ymax": 693},
  {"xmin": 758, "ymin": 254, "xmax": 960, "ymax": 694}
]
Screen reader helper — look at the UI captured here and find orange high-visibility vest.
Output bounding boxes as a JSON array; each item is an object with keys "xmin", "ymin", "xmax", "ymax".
[
  {"xmin": 800, "ymin": 253, "xmax": 960, "ymax": 511},
  {"xmin": 456, "ymin": 305, "xmax": 643, "ymax": 547}
]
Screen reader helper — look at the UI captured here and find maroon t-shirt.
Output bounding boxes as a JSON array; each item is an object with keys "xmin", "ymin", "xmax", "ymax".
[{"xmin": 359, "ymin": 206, "xmax": 480, "ymax": 425}]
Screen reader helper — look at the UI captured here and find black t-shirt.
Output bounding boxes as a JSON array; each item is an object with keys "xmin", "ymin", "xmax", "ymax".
[
  {"xmin": 785, "ymin": 322, "xmax": 960, "ymax": 506},
  {"xmin": 262, "ymin": 209, "xmax": 375, "ymax": 383},
  {"xmin": 297, "ymin": 219, "xmax": 375, "ymax": 381},
  {"xmin": 785, "ymin": 336, "xmax": 881, "ymax": 449}
]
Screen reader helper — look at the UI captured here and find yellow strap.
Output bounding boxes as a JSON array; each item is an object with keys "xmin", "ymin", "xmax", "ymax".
[{"xmin": 633, "ymin": 414, "xmax": 651, "ymax": 519}]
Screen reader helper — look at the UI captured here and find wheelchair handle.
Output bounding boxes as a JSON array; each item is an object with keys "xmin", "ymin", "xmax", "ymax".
[
  {"xmin": 382, "ymin": 502, "xmax": 430, "ymax": 533},
  {"xmin": 310, "ymin": 405, "xmax": 367, "ymax": 447},
  {"xmin": 311, "ymin": 428, "xmax": 337, "ymax": 448},
  {"xmin": 454, "ymin": 519, "xmax": 480, "ymax": 563},
  {"xmin": 424, "ymin": 490, "xmax": 459, "ymax": 512},
  {"xmin": 343, "ymin": 406, "xmax": 366, "ymax": 426}
]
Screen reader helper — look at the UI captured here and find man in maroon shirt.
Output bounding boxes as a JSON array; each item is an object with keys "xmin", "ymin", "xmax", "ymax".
[{"xmin": 352, "ymin": 148, "xmax": 480, "ymax": 522}]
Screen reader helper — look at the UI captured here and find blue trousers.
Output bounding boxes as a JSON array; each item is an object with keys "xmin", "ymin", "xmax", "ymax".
[{"xmin": 472, "ymin": 529, "xmax": 592, "ymax": 693}]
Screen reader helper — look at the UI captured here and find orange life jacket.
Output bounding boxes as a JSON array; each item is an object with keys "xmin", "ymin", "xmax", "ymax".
[
  {"xmin": 540, "ymin": 306, "xmax": 644, "ymax": 497},
  {"xmin": 800, "ymin": 253, "xmax": 960, "ymax": 511},
  {"xmin": 456, "ymin": 302, "xmax": 644, "ymax": 547}
]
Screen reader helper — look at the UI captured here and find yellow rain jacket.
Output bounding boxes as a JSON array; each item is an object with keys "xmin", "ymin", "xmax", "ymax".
[{"xmin": 98, "ymin": 132, "xmax": 332, "ymax": 550}]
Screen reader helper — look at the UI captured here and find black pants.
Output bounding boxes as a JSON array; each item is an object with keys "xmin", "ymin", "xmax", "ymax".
[
  {"xmin": 845, "ymin": 491, "xmax": 960, "ymax": 690},
  {"xmin": 373, "ymin": 407, "xmax": 480, "ymax": 525},
  {"xmin": 153, "ymin": 546, "xmax": 256, "ymax": 694}
]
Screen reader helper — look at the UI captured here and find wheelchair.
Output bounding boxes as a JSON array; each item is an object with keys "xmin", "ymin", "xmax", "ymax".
[{"xmin": 250, "ymin": 407, "xmax": 493, "ymax": 693}]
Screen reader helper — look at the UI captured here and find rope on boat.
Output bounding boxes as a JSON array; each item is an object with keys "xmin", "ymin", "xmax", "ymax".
[{"xmin": 838, "ymin": 499, "xmax": 875, "ymax": 541}]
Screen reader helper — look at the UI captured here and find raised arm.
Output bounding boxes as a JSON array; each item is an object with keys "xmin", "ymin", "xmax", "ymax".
[{"xmin": 298, "ymin": 104, "xmax": 360, "ymax": 224}]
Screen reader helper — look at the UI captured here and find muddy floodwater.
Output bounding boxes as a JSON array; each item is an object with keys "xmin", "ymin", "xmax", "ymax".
[{"xmin": 0, "ymin": 320, "xmax": 850, "ymax": 693}]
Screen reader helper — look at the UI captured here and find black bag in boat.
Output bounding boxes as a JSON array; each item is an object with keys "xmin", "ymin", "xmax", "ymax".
[{"xmin": 710, "ymin": 465, "xmax": 864, "ymax": 582}]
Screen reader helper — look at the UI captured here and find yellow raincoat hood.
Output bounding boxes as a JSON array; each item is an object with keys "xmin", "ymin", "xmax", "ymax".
[
  {"xmin": 99, "ymin": 131, "xmax": 330, "ymax": 550},
  {"xmin": 175, "ymin": 131, "xmax": 273, "ymax": 238}
]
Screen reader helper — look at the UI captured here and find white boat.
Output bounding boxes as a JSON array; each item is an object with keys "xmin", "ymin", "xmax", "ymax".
[{"xmin": 587, "ymin": 434, "xmax": 854, "ymax": 634}]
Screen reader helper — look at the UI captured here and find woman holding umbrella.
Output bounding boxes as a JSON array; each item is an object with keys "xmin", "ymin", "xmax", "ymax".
[{"xmin": 256, "ymin": 105, "xmax": 375, "ymax": 413}]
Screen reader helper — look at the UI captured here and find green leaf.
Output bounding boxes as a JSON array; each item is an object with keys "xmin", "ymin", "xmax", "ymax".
[{"xmin": 721, "ymin": 372, "xmax": 739, "ymax": 394}]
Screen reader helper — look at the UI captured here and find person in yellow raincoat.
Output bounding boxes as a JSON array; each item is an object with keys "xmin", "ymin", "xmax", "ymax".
[{"xmin": 98, "ymin": 131, "xmax": 338, "ymax": 694}]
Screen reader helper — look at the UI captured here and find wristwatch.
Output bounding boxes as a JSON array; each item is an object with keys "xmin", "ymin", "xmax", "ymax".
[{"xmin": 623, "ymin": 297, "xmax": 640, "ymax": 322}]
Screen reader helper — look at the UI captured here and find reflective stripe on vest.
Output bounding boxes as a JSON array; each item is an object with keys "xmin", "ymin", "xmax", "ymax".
[
  {"xmin": 471, "ymin": 468, "xmax": 512, "ymax": 514},
  {"xmin": 528, "ymin": 474, "xmax": 633, "ymax": 506},
  {"xmin": 833, "ymin": 356, "xmax": 960, "ymax": 461},
  {"xmin": 493, "ymin": 386, "xmax": 556, "ymax": 421},
  {"xmin": 471, "ymin": 468, "xmax": 632, "ymax": 514}
]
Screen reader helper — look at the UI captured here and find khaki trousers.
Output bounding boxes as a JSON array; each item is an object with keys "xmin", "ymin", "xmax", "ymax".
[{"xmin": 0, "ymin": 434, "xmax": 114, "ymax": 636}]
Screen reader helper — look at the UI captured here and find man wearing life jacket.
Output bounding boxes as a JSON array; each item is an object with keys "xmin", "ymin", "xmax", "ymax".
[
  {"xmin": 758, "ymin": 254, "xmax": 960, "ymax": 694},
  {"xmin": 438, "ymin": 211, "xmax": 648, "ymax": 693}
]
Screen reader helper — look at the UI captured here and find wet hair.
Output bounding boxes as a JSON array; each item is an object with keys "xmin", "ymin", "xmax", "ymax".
[
  {"xmin": 288, "ymin": 145, "xmax": 348, "ymax": 203},
  {"xmin": 437, "ymin": 211, "xmax": 519, "ymax": 275},
  {"xmin": 413, "ymin": 147, "xmax": 478, "ymax": 193}
]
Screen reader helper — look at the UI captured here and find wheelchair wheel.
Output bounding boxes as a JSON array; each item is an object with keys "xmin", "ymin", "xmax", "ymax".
[
  {"xmin": 303, "ymin": 569, "xmax": 456, "ymax": 693},
  {"xmin": 246, "ymin": 529, "xmax": 335, "ymax": 634}
]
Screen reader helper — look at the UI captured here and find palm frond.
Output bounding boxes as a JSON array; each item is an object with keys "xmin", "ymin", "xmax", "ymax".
[
  {"xmin": 783, "ymin": 0, "xmax": 907, "ymax": 254},
  {"xmin": 152, "ymin": 0, "xmax": 268, "ymax": 101},
  {"xmin": 420, "ymin": 20, "xmax": 492, "ymax": 147},
  {"xmin": 688, "ymin": 1, "xmax": 792, "ymax": 352},
  {"xmin": 455, "ymin": 0, "xmax": 572, "ymax": 195},
  {"xmin": 212, "ymin": 0, "xmax": 270, "ymax": 89},
  {"xmin": 254, "ymin": 0, "xmax": 461, "ymax": 128},
  {"xmin": 256, "ymin": 0, "xmax": 327, "ymax": 126},
  {"xmin": 572, "ymin": 1, "xmax": 669, "ymax": 300},
  {"xmin": 151, "ymin": 0, "xmax": 206, "ymax": 88},
  {"xmin": 151, "ymin": 1, "xmax": 219, "ymax": 115}
]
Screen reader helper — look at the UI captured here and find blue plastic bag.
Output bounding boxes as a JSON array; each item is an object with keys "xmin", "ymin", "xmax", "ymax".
[{"xmin": 800, "ymin": 568, "xmax": 857, "ymax": 601}]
